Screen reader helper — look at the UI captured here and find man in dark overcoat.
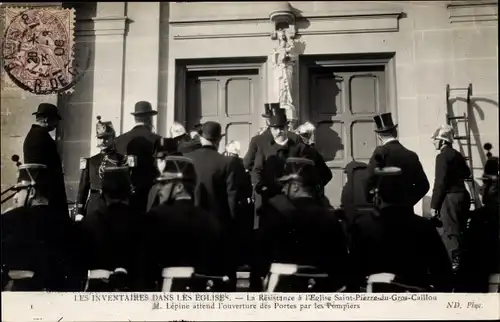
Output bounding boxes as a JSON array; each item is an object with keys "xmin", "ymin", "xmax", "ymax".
[
  {"xmin": 80, "ymin": 166, "xmax": 137, "ymax": 292},
  {"xmin": 184, "ymin": 121, "xmax": 245, "ymax": 279},
  {"xmin": 349, "ymin": 164, "xmax": 454, "ymax": 292},
  {"xmin": 2, "ymin": 164, "xmax": 78, "ymax": 291},
  {"xmin": 254, "ymin": 157, "xmax": 349, "ymax": 292},
  {"xmin": 137, "ymin": 156, "xmax": 226, "ymax": 291},
  {"xmin": 365, "ymin": 113, "xmax": 430, "ymax": 212},
  {"xmin": 429, "ymin": 125, "xmax": 472, "ymax": 270},
  {"xmin": 76, "ymin": 116, "xmax": 129, "ymax": 221},
  {"xmin": 23, "ymin": 103, "xmax": 68, "ymax": 218},
  {"xmin": 252, "ymin": 107, "xmax": 310, "ymax": 218},
  {"xmin": 115, "ymin": 101, "xmax": 162, "ymax": 214}
]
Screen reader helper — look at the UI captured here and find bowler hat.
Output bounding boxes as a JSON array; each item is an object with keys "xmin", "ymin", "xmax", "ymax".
[
  {"xmin": 154, "ymin": 137, "xmax": 179, "ymax": 159},
  {"xmin": 158, "ymin": 156, "xmax": 197, "ymax": 184},
  {"xmin": 32, "ymin": 103, "xmax": 61, "ymax": 120},
  {"xmin": 201, "ymin": 121, "xmax": 225, "ymax": 140},
  {"xmin": 278, "ymin": 157, "xmax": 318, "ymax": 186},
  {"xmin": 131, "ymin": 101, "xmax": 158, "ymax": 116},
  {"xmin": 14, "ymin": 164, "xmax": 49, "ymax": 190},
  {"xmin": 373, "ymin": 113, "xmax": 397, "ymax": 133},
  {"xmin": 268, "ymin": 107, "xmax": 289, "ymax": 127},
  {"xmin": 101, "ymin": 166, "xmax": 132, "ymax": 195},
  {"xmin": 95, "ymin": 116, "xmax": 116, "ymax": 138}
]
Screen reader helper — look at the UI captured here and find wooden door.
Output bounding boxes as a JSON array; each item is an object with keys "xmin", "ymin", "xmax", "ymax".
[
  {"xmin": 309, "ymin": 65, "xmax": 387, "ymax": 206},
  {"xmin": 186, "ymin": 69, "xmax": 261, "ymax": 156}
]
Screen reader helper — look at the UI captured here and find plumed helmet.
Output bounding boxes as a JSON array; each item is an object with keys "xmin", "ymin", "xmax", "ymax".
[
  {"xmin": 95, "ymin": 116, "xmax": 116, "ymax": 138},
  {"xmin": 169, "ymin": 122, "xmax": 187, "ymax": 139},
  {"xmin": 278, "ymin": 157, "xmax": 318, "ymax": 186},
  {"xmin": 296, "ymin": 121, "xmax": 316, "ymax": 144},
  {"xmin": 431, "ymin": 124, "xmax": 454, "ymax": 144},
  {"xmin": 225, "ymin": 140, "xmax": 241, "ymax": 156}
]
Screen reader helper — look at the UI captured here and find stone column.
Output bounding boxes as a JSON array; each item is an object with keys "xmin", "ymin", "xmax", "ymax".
[{"xmin": 77, "ymin": 2, "xmax": 128, "ymax": 155}]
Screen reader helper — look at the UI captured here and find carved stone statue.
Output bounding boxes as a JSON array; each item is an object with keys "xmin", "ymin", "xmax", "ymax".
[{"xmin": 272, "ymin": 28, "xmax": 297, "ymax": 128}]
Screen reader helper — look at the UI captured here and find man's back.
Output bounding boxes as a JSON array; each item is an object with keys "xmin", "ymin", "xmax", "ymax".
[
  {"xmin": 185, "ymin": 146, "xmax": 238, "ymax": 224},
  {"xmin": 349, "ymin": 208, "xmax": 453, "ymax": 291}
]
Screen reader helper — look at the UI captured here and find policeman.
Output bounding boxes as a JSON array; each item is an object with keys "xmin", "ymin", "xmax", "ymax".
[
  {"xmin": 76, "ymin": 116, "xmax": 130, "ymax": 221},
  {"xmin": 146, "ymin": 137, "xmax": 180, "ymax": 211},
  {"xmin": 429, "ymin": 125, "xmax": 472, "ymax": 271},
  {"xmin": 457, "ymin": 143, "xmax": 499, "ymax": 292},
  {"xmin": 80, "ymin": 166, "xmax": 137, "ymax": 292},
  {"xmin": 254, "ymin": 157, "xmax": 349, "ymax": 292},
  {"xmin": 137, "ymin": 156, "xmax": 227, "ymax": 291},
  {"xmin": 2, "ymin": 164, "xmax": 77, "ymax": 291},
  {"xmin": 349, "ymin": 158, "xmax": 453, "ymax": 292},
  {"xmin": 365, "ymin": 113, "xmax": 430, "ymax": 211}
]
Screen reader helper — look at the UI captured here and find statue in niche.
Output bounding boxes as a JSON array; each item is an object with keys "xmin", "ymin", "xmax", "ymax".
[{"xmin": 272, "ymin": 28, "xmax": 297, "ymax": 128}]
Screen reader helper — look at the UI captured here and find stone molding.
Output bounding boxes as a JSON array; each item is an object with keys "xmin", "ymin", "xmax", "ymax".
[
  {"xmin": 171, "ymin": 10, "xmax": 403, "ymax": 40},
  {"xmin": 75, "ymin": 16, "xmax": 130, "ymax": 36},
  {"xmin": 447, "ymin": 1, "xmax": 498, "ymax": 23}
]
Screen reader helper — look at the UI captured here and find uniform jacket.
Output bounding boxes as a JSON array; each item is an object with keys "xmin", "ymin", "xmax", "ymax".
[
  {"xmin": 365, "ymin": 140, "xmax": 430, "ymax": 208},
  {"xmin": 349, "ymin": 207, "xmax": 454, "ymax": 291},
  {"xmin": 77, "ymin": 150, "xmax": 127, "ymax": 215},
  {"xmin": 23, "ymin": 124, "xmax": 68, "ymax": 217},
  {"xmin": 243, "ymin": 129, "xmax": 302, "ymax": 171},
  {"xmin": 255, "ymin": 195, "xmax": 349, "ymax": 288},
  {"xmin": 184, "ymin": 146, "xmax": 242, "ymax": 225},
  {"xmin": 136, "ymin": 200, "xmax": 226, "ymax": 290},
  {"xmin": 115, "ymin": 125, "xmax": 161, "ymax": 192},
  {"xmin": 431, "ymin": 145, "xmax": 471, "ymax": 210}
]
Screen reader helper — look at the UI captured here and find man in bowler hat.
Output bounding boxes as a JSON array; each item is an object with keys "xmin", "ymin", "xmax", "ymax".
[
  {"xmin": 115, "ymin": 101, "xmax": 162, "ymax": 214},
  {"xmin": 76, "ymin": 116, "xmax": 129, "ymax": 221},
  {"xmin": 23, "ymin": 103, "xmax": 68, "ymax": 218},
  {"xmin": 365, "ymin": 112, "xmax": 430, "ymax": 212}
]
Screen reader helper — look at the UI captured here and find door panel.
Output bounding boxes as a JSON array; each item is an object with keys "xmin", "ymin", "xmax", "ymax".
[
  {"xmin": 186, "ymin": 69, "xmax": 260, "ymax": 156},
  {"xmin": 309, "ymin": 65, "xmax": 387, "ymax": 206}
]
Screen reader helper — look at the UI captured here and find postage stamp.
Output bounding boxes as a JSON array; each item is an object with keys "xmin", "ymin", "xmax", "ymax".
[{"xmin": 2, "ymin": 7, "xmax": 76, "ymax": 94}]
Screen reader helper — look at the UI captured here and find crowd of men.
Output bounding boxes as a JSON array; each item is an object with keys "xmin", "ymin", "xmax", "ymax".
[{"xmin": 1, "ymin": 100, "xmax": 498, "ymax": 293}]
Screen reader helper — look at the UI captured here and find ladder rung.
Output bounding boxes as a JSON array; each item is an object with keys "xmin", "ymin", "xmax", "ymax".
[
  {"xmin": 448, "ymin": 116, "xmax": 467, "ymax": 121},
  {"xmin": 449, "ymin": 87, "xmax": 469, "ymax": 91}
]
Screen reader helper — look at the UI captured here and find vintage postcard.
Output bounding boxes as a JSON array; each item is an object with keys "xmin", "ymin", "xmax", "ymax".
[{"xmin": 1, "ymin": 1, "xmax": 499, "ymax": 321}]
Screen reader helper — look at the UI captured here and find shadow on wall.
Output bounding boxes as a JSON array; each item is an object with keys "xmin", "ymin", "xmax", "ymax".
[{"xmin": 315, "ymin": 120, "xmax": 344, "ymax": 163}]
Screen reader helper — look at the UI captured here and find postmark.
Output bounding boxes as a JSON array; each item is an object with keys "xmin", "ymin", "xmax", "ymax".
[{"xmin": 2, "ymin": 7, "xmax": 77, "ymax": 94}]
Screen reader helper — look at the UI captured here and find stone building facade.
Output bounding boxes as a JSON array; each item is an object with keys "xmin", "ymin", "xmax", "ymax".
[{"xmin": 1, "ymin": 1, "xmax": 498, "ymax": 214}]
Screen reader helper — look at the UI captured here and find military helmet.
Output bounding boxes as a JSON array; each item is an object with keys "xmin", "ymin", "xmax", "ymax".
[
  {"xmin": 101, "ymin": 166, "xmax": 132, "ymax": 196},
  {"xmin": 154, "ymin": 137, "xmax": 179, "ymax": 159},
  {"xmin": 157, "ymin": 156, "xmax": 197, "ymax": 184},
  {"xmin": 278, "ymin": 157, "xmax": 318, "ymax": 186},
  {"xmin": 14, "ymin": 164, "xmax": 49, "ymax": 190},
  {"xmin": 431, "ymin": 124, "xmax": 454, "ymax": 144},
  {"xmin": 96, "ymin": 115, "xmax": 116, "ymax": 138}
]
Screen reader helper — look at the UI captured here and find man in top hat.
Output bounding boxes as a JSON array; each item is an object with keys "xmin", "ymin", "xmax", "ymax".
[
  {"xmin": 429, "ymin": 125, "xmax": 472, "ymax": 271},
  {"xmin": 115, "ymin": 101, "xmax": 162, "ymax": 214},
  {"xmin": 146, "ymin": 137, "xmax": 180, "ymax": 212},
  {"xmin": 76, "ymin": 116, "xmax": 129, "ymax": 221},
  {"xmin": 365, "ymin": 112, "xmax": 430, "ymax": 212},
  {"xmin": 136, "ymin": 156, "xmax": 226, "ymax": 290},
  {"xmin": 2, "ymin": 164, "xmax": 79, "ymax": 291},
  {"xmin": 348, "ymin": 159, "xmax": 453, "ymax": 292},
  {"xmin": 79, "ymin": 166, "xmax": 138, "ymax": 291},
  {"xmin": 252, "ymin": 107, "xmax": 310, "ymax": 207},
  {"xmin": 254, "ymin": 158, "xmax": 349, "ymax": 292},
  {"xmin": 23, "ymin": 103, "xmax": 68, "ymax": 218}
]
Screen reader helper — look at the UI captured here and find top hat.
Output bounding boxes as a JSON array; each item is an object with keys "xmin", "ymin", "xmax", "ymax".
[
  {"xmin": 154, "ymin": 137, "xmax": 179, "ymax": 159},
  {"xmin": 431, "ymin": 125, "xmax": 454, "ymax": 144},
  {"xmin": 131, "ymin": 101, "xmax": 158, "ymax": 116},
  {"xmin": 14, "ymin": 164, "xmax": 48, "ymax": 190},
  {"xmin": 268, "ymin": 107, "xmax": 289, "ymax": 127},
  {"xmin": 32, "ymin": 103, "xmax": 62, "ymax": 120},
  {"xmin": 157, "ymin": 156, "xmax": 197, "ymax": 184},
  {"xmin": 101, "ymin": 166, "xmax": 132, "ymax": 194},
  {"xmin": 95, "ymin": 116, "xmax": 116, "ymax": 138},
  {"xmin": 278, "ymin": 157, "xmax": 318, "ymax": 186},
  {"xmin": 201, "ymin": 121, "xmax": 225, "ymax": 140},
  {"xmin": 262, "ymin": 103, "xmax": 280, "ymax": 118},
  {"xmin": 373, "ymin": 113, "xmax": 398, "ymax": 133}
]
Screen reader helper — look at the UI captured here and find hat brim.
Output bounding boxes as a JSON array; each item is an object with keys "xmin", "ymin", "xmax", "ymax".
[
  {"xmin": 32, "ymin": 112, "xmax": 62, "ymax": 120},
  {"xmin": 374, "ymin": 124, "xmax": 398, "ymax": 133},
  {"xmin": 130, "ymin": 111, "xmax": 158, "ymax": 116}
]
